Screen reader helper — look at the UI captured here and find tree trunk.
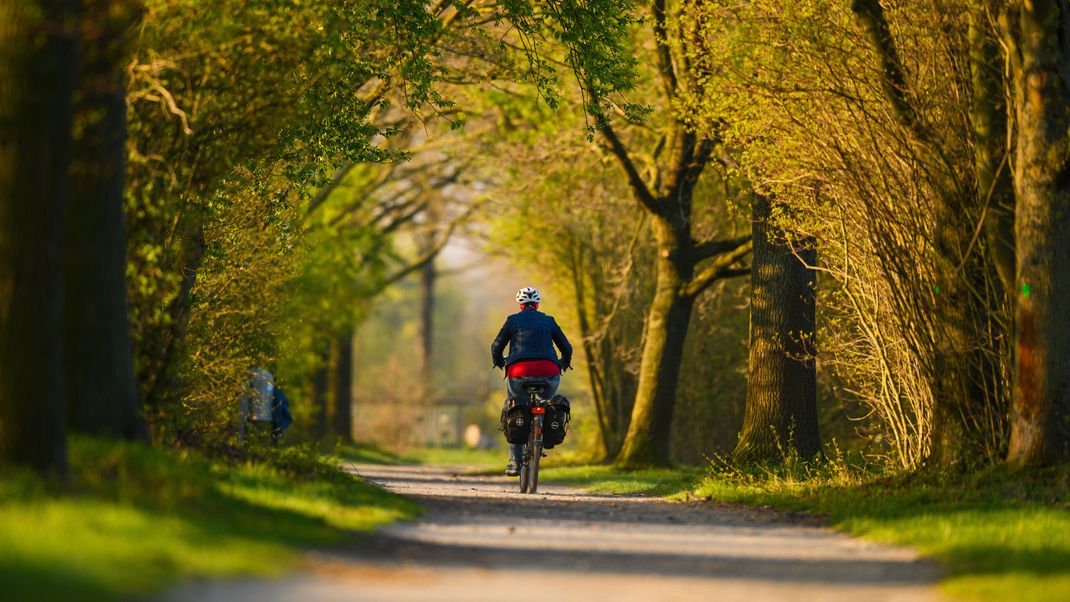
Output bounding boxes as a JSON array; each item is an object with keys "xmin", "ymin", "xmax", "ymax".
[
  {"xmin": 330, "ymin": 333, "xmax": 353, "ymax": 442},
  {"xmin": 570, "ymin": 241, "xmax": 636, "ymax": 461},
  {"xmin": 419, "ymin": 255, "xmax": 435, "ymax": 378},
  {"xmin": 312, "ymin": 344, "xmax": 330, "ymax": 438},
  {"xmin": 0, "ymin": 0, "xmax": 79, "ymax": 473},
  {"xmin": 616, "ymin": 218, "xmax": 694, "ymax": 467},
  {"xmin": 572, "ymin": 246, "xmax": 614, "ymax": 459},
  {"xmin": 732, "ymin": 196, "xmax": 820, "ymax": 463},
  {"xmin": 1004, "ymin": 0, "xmax": 1070, "ymax": 466},
  {"xmin": 579, "ymin": 298, "xmax": 639, "ymax": 461},
  {"xmin": 63, "ymin": 0, "xmax": 146, "ymax": 440},
  {"xmin": 970, "ymin": 1, "xmax": 1015, "ymax": 295},
  {"xmin": 607, "ymin": 339, "xmax": 639, "ymax": 457}
]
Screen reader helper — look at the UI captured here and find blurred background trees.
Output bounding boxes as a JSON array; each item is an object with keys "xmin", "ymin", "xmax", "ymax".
[{"xmin": 3, "ymin": 0, "xmax": 1069, "ymax": 476}]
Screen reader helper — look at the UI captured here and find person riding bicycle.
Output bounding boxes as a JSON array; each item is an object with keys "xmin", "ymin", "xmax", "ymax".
[{"xmin": 491, "ymin": 287, "xmax": 573, "ymax": 476}]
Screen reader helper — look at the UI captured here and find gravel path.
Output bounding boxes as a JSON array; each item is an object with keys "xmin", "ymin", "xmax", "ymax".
[{"xmin": 164, "ymin": 463, "xmax": 942, "ymax": 602}]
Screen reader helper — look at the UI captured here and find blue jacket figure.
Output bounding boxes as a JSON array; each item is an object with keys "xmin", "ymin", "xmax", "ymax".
[
  {"xmin": 240, "ymin": 368, "xmax": 293, "ymax": 446},
  {"xmin": 271, "ymin": 387, "xmax": 293, "ymax": 444},
  {"xmin": 490, "ymin": 287, "xmax": 573, "ymax": 476}
]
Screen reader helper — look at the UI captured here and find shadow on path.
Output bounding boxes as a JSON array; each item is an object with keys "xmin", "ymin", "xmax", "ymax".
[{"xmin": 164, "ymin": 464, "xmax": 943, "ymax": 602}]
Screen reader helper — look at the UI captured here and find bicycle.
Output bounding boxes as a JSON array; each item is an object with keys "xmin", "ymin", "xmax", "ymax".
[{"xmin": 518, "ymin": 382, "xmax": 551, "ymax": 494}]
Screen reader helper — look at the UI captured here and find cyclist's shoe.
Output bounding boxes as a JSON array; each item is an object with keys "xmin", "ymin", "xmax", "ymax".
[{"xmin": 505, "ymin": 460, "xmax": 520, "ymax": 477}]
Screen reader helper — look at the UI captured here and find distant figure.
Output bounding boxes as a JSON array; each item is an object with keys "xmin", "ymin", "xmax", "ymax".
[
  {"xmin": 239, "ymin": 368, "xmax": 293, "ymax": 445},
  {"xmin": 490, "ymin": 287, "xmax": 572, "ymax": 476}
]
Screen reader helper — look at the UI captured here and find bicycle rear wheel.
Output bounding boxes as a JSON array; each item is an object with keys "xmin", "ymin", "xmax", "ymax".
[{"xmin": 527, "ymin": 441, "xmax": 541, "ymax": 494}]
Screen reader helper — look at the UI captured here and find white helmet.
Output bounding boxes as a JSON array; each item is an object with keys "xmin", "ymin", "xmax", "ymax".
[{"xmin": 516, "ymin": 287, "xmax": 541, "ymax": 305}]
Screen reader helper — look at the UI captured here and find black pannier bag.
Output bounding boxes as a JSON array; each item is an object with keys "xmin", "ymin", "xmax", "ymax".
[
  {"xmin": 500, "ymin": 397, "xmax": 531, "ymax": 444},
  {"xmin": 543, "ymin": 394, "xmax": 571, "ymax": 449}
]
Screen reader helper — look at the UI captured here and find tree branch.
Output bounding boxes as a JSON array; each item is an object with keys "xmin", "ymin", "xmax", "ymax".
[
  {"xmin": 719, "ymin": 267, "xmax": 751, "ymax": 279},
  {"xmin": 851, "ymin": 0, "xmax": 931, "ymax": 144},
  {"xmin": 694, "ymin": 234, "xmax": 751, "ymax": 260},
  {"xmin": 361, "ymin": 0, "xmax": 477, "ymax": 109},
  {"xmin": 652, "ymin": 0, "xmax": 678, "ymax": 100},
  {"xmin": 684, "ymin": 238, "xmax": 753, "ymax": 298},
  {"xmin": 667, "ymin": 134, "xmax": 713, "ymax": 203},
  {"xmin": 598, "ymin": 116, "xmax": 660, "ymax": 213},
  {"xmin": 375, "ymin": 198, "xmax": 429, "ymax": 235},
  {"xmin": 374, "ymin": 205, "xmax": 473, "ymax": 291},
  {"xmin": 305, "ymin": 162, "xmax": 358, "ymax": 218}
]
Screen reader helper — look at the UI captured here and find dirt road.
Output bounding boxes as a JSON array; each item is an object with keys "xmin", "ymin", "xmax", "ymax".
[{"xmin": 165, "ymin": 464, "xmax": 941, "ymax": 602}]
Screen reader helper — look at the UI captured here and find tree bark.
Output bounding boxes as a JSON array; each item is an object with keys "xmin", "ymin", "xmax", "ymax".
[
  {"xmin": 1004, "ymin": 0, "xmax": 1070, "ymax": 466},
  {"xmin": 616, "ymin": 217, "xmax": 695, "ymax": 467},
  {"xmin": 312, "ymin": 344, "xmax": 330, "ymax": 438},
  {"xmin": 419, "ymin": 254, "xmax": 435, "ymax": 377},
  {"xmin": 732, "ymin": 196, "xmax": 820, "ymax": 463},
  {"xmin": 970, "ymin": 1, "xmax": 1016, "ymax": 295},
  {"xmin": 330, "ymin": 333, "xmax": 354, "ymax": 442},
  {"xmin": 0, "ymin": 0, "xmax": 79, "ymax": 473},
  {"xmin": 63, "ymin": 0, "xmax": 146, "ymax": 441}
]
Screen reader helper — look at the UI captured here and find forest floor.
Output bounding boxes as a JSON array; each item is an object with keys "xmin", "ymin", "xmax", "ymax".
[{"xmin": 163, "ymin": 462, "xmax": 941, "ymax": 602}]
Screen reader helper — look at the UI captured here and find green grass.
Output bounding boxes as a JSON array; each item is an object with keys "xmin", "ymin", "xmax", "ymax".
[
  {"xmin": 334, "ymin": 444, "xmax": 504, "ymax": 468},
  {"xmin": 539, "ymin": 464, "xmax": 704, "ymax": 496},
  {"xmin": 0, "ymin": 437, "xmax": 419, "ymax": 601},
  {"xmin": 695, "ymin": 466, "xmax": 1070, "ymax": 602},
  {"xmin": 539, "ymin": 461, "xmax": 1070, "ymax": 602}
]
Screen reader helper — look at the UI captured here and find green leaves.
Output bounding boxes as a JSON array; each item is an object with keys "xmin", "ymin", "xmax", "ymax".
[{"xmin": 122, "ymin": 0, "xmax": 648, "ymax": 441}]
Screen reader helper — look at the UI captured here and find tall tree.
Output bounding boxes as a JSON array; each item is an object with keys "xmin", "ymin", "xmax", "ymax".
[
  {"xmin": 63, "ymin": 0, "xmax": 146, "ymax": 440},
  {"xmin": 419, "ymin": 258, "xmax": 436, "ymax": 376},
  {"xmin": 732, "ymin": 196, "xmax": 820, "ymax": 462},
  {"xmin": 417, "ymin": 197, "xmax": 443, "ymax": 383},
  {"xmin": 1003, "ymin": 0, "xmax": 1070, "ymax": 465},
  {"xmin": 312, "ymin": 345, "xmax": 331, "ymax": 438},
  {"xmin": 0, "ymin": 0, "xmax": 79, "ymax": 472},
  {"xmin": 603, "ymin": 0, "xmax": 751, "ymax": 467},
  {"xmin": 330, "ymin": 335, "xmax": 354, "ymax": 441}
]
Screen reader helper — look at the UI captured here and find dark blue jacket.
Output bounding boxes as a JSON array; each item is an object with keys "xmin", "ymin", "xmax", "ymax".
[{"xmin": 491, "ymin": 308, "xmax": 573, "ymax": 369}]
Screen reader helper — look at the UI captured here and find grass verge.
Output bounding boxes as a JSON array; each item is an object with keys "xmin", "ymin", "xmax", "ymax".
[
  {"xmin": 0, "ymin": 437, "xmax": 419, "ymax": 601},
  {"xmin": 539, "ymin": 464, "xmax": 704, "ymax": 496},
  {"xmin": 540, "ymin": 461, "xmax": 1070, "ymax": 602}
]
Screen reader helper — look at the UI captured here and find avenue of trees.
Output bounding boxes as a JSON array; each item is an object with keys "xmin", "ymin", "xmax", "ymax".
[{"xmin": 2, "ymin": 0, "xmax": 1068, "ymax": 479}]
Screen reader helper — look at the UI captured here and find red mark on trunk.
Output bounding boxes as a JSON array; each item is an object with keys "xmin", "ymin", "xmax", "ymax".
[{"xmin": 1017, "ymin": 304, "xmax": 1040, "ymax": 420}]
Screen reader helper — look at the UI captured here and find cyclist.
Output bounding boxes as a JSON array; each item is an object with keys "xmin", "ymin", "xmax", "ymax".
[{"xmin": 491, "ymin": 287, "xmax": 573, "ymax": 476}]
